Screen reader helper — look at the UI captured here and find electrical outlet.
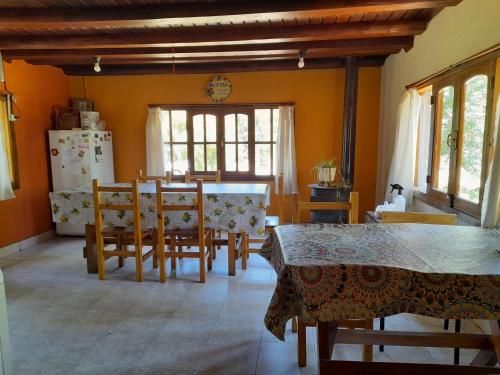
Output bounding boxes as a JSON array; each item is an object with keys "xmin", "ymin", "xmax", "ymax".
[{"xmin": 9, "ymin": 114, "xmax": 17, "ymax": 122}]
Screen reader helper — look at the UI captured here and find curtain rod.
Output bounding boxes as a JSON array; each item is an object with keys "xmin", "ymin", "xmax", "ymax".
[
  {"xmin": 148, "ymin": 102, "xmax": 295, "ymax": 108},
  {"xmin": 405, "ymin": 44, "xmax": 499, "ymax": 90}
]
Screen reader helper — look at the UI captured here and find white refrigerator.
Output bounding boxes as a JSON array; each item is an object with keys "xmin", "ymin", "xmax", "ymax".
[{"xmin": 49, "ymin": 130, "xmax": 115, "ymax": 235}]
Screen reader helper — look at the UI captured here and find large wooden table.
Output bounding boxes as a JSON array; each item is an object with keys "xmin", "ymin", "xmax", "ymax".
[
  {"xmin": 49, "ymin": 182, "xmax": 270, "ymax": 276},
  {"xmin": 259, "ymin": 223, "xmax": 500, "ymax": 373}
]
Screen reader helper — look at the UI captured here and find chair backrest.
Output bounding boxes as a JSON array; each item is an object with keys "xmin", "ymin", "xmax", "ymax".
[
  {"xmin": 92, "ymin": 179, "xmax": 142, "ymax": 241},
  {"xmin": 294, "ymin": 191, "xmax": 359, "ymax": 224},
  {"xmin": 185, "ymin": 170, "xmax": 221, "ymax": 183},
  {"xmin": 137, "ymin": 169, "xmax": 172, "ymax": 183},
  {"xmin": 155, "ymin": 178, "xmax": 205, "ymax": 240},
  {"xmin": 380, "ymin": 211, "xmax": 457, "ymax": 225}
]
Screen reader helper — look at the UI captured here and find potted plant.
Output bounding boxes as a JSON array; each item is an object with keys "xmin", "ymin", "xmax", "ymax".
[{"xmin": 311, "ymin": 157, "xmax": 337, "ymax": 186}]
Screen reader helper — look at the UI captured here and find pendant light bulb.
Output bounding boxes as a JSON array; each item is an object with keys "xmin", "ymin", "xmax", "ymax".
[
  {"xmin": 298, "ymin": 50, "xmax": 305, "ymax": 69},
  {"xmin": 93, "ymin": 56, "xmax": 101, "ymax": 73}
]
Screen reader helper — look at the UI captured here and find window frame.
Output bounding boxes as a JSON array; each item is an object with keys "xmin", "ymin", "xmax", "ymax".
[
  {"xmin": 415, "ymin": 55, "xmax": 497, "ymax": 219},
  {"xmin": 157, "ymin": 103, "xmax": 289, "ymax": 181},
  {"xmin": 0, "ymin": 93, "xmax": 20, "ymax": 190}
]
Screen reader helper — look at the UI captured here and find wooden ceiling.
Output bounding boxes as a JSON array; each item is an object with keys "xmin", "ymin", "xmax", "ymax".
[{"xmin": 0, "ymin": 0, "xmax": 462, "ymax": 75}]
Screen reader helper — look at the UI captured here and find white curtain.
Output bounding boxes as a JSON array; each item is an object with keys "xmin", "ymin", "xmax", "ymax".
[
  {"xmin": 415, "ymin": 91, "xmax": 432, "ymax": 193},
  {"xmin": 145, "ymin": 107, "xmax": 165, "ymax": 176},
  {"xmin": 275, "ymin": 106, "xmax": 298, "ymax": 194},
  {"xmin": 481, "ymin": 96, "xmax": 500, "ymax": 228},
  {"xmin": 385, "ymin": 89, "xmax": 421, "ymax": 205},
  {"xmin": 0, "ymin": 95, "xmax": 14, "ymax": 201}
]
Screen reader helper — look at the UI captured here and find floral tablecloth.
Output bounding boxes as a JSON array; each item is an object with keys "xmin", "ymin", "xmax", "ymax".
[
  {"xmin": 259, "ymin": 223, "xmax": 500, "ymax": 340},
  {"xmin": 49, "ymin": 183, "xmax": 270, "ymax": 236}
]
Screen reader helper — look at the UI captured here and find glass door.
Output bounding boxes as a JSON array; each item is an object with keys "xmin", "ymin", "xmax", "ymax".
[
  {"xmin": 221, "ymin": 109, "xmax": 253, "ymax": 179},
  {"xmin": 189, "ymin": 111, "xmax": 218, "ymax": 173}
]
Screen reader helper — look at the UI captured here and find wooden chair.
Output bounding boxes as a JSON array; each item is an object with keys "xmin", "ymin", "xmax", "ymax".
[
  {"xmin": 379, "ymin": 210, "xmax": 460, "ymax": 364},
  {"xmin": 379, "ymin": 211, "xmax": 457, "ymax": 225},
  {"xmin": 185, "ymin": 170, "xmax": 221, "ymax": 183},
  {"xmin": 184, "ymin": 170, "xmax": 223, "ymax": 253},
  {"xmin": 137, "ymin": 169, "xmax": 172, "ymax": 183},
  {"xmin": 92, "ymin": 179, "xmax": 156, "ymax": 282},
  {"xmin": 293, "ymin": 192, "xmax": 373, "ymax": 367},
  {"xmin": 240, "ymin": 173, "xmax": 284, "ymax": 269},
  {"xmin": 155, "ymin": 178, "xmax": 213, "ymax": 283}
]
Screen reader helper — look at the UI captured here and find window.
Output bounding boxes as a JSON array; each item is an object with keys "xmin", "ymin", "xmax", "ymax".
[
  {"xmin": 413, "ymin": 58, "xmax": 496, "ymax": 218},
  {"xmin": 0, "ymin": 94, "xmax": 19, "ymax": 189},
  {"xmin": 160, "ymin": 105, "xmax": 282, "ymax": 179}
]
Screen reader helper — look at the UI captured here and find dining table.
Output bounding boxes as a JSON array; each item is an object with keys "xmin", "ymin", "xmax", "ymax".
[
  {"xmin": 259, "ymin": 223, "xmax": 500, "ymax": 373},
  {"xmin": 49, "ymin": 182, "xmax": 270, "ymax": 276}
]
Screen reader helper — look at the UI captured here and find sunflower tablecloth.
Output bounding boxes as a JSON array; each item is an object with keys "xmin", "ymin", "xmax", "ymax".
[
  {"xmin": 49, "ymin": 183, "xmax": 270, "ymax": 236},
  {"xmin": 259, "ymin": 223, "xmax": 500, "ymax": 340}
]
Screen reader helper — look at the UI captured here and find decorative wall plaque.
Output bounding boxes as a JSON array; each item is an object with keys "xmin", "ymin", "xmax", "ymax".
[{"xmin": 206, "ymin": 75, "xmax": 231, "ymax": 103}]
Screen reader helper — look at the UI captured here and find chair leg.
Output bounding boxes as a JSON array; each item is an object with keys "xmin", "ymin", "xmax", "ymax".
[
  {"xmin": 159, "ymin": 241, "xmax": 166, "ymax": 283},
  {"xmin": 152, "ymin": 229, "xmax": 158, "ymax": 269},
  {"xmin": 216, "ymin": 229, "xmax": 222, "ymax": 250},
  {"xmin": 291, "ymin": 316, "xmax": 298, "ymax": 333},
  {"xmin": 454, "ymin": 319, "xmax": 461, "ymax": 365},
  {"xmin": 96, "ymin": 236, "xmax": 106, "ymax": 281},
  {"xmin": 207, "ymin": 231, "xmax": 213, "ymax": 271},
  {"xmin": 379, "ymin": 317, "xmax": 385, "ymax": 352},
  {"xmin": 118, "ymin": 254, "xmax": 124, "ymax": 268},
  {"xmin": 199, "ymin": 242, "xmax": 206, "ymax": 284},
  {"xmin": 297, "ymin": 319, "xmax": 307, "ymax": 367},
  {"xmin": 362, "ymin": 319, "xmax": 373, "ymax": 362},
  {"xmin": 170, "ymin": 237, "xmax": 177, "ymax": 270},
  {"xmin": 135, "ymin": 243, "xmax": 144, "ymax": 282},
  {"xmin": 152, "ymin": 249, "xmax": 158, "ymax": 269},
  {"xmin": 444, "ymin": 319, "xmax": 449, "ymax": 330},
  {"xmin": 241, "ymin": 234, "xmax": 248, "ymax": 270}
]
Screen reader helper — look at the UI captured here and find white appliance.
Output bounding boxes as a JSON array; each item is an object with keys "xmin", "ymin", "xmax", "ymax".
[
  {"xmin": 49, "ymin": 130, "xmax": 115, "ymax": 235},
  {"xmin": 0, "ymin": 269, "xmax": 12, "ymax": 375}
]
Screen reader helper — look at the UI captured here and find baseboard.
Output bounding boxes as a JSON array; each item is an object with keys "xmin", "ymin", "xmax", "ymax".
[{"xmin": 0, "ymin": 230, "xmax": 55, "ymax": 258}]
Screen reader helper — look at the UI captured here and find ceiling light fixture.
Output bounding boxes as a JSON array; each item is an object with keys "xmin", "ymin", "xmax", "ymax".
[
  {"xmin": 93, "ymin": 56, "xmax": 101, "ymax": 73},
  {"xmin": 298, "ymin": 50, "xmax": 305, "ymax": 69}
]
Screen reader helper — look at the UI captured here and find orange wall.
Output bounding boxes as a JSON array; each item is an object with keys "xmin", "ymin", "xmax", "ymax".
[
  {"xmin": 0, "ymin": 61, "xmax": 69, "ymax": 248},
  {"xmin": 69, "ymin": 68, "xmax": 380, "ymax": 222}
]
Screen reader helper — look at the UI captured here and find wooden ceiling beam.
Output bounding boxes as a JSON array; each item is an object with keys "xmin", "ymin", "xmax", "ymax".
[
  {"xmin": 24, "ymin": 48, "xmax": 401, "ymax": 66},
  {"xmin": 0, "ymin": 20, "xmax": 426, "ymax": 49},
  {"xmin": 0, "ymin": 1, "xmax": 461, "ymax": 28},
  {"xmin": 2, "ymin": 37, "xmax": 413, "ymax": 60},
  {"xmin": 58, "ymin": 56, "xmax": 386, "ymax": 76}
]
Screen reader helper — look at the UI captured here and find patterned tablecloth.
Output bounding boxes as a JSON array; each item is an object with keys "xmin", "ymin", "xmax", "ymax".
[
  {"xmin": 259, "ymin": 223, "xmax": 500, "ymax": 340},
  {"xmin": 49, "ymin": 183, "xmax": 270, "ymax": 236}
]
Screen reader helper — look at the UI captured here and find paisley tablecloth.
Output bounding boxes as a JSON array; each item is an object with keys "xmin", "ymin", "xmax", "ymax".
[
  {"xmin": 49, "ymin": 183, "xmax": 270, "ymax": 236},
  {"xmin": 259, "ymin": 223, "xmax": 500, "ymax": 340}
]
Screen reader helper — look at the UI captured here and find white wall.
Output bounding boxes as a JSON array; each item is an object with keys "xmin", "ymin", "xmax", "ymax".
[{"xmin": 376, "ymin": 0, "xmax": 500, "ymax": 202}]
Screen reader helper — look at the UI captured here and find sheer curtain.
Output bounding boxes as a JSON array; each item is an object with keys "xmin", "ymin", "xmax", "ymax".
[
  {"xmin": 145, "ymin": 107, "xmax": 165, "ymax": 176},
  {"xmin": 415, "ymin": 91, "xmax": 432, "ymax": 193},
  {"xmin": 275, "ymin": 106, "xmax": 298, "ymax": 194},
  {"xmin": 0, "ymin": 95, "xmax": 14, "ymax": 201},
  {"xmin": 481, "ymin": 96, "xmax": 500, "ymax": 228},
  {"xmin": 385, "ymin": 89, "xmax": 421, "ymax": 205}
]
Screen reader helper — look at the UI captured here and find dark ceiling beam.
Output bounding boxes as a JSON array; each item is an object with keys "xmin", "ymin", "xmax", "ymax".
[
  {"xmin": 59, "ymin": 56, "xmax": 386, "ymax": 76},
  {"xmin": 2, "ymin": 36, "xmax": 413, "ymax": 60},
  {"xmin": 0, "ymin": 0, "xmax": 461, "ymax": 28},
  {"xmin": 0, "ymin": 20, "xmax": 426, "ymax": 49},
  {"xmin": 24, "ymin": 48, "xmax": 400, "ymax": 66}
]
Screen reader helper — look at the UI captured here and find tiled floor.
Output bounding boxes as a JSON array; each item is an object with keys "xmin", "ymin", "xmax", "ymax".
[{"xmin": 0, "ymin": 236, "xmax": 487, "ymax": 374}]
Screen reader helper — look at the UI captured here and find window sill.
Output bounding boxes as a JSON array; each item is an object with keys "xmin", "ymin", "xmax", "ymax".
[{"xmin": 413, "ymin": 191, "xmax": 480, "ymax": 226}]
